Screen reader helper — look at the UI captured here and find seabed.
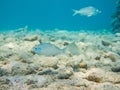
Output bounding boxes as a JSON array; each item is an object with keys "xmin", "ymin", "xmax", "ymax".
[{"xmin": 0, "ymin": 27, "xmax": 120, "ymax": 90}]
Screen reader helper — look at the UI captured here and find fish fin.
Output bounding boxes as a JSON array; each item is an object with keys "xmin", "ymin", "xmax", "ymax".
[{"xmin": 72, "ymin": 9, "xmax": 78, "ymax": 16}]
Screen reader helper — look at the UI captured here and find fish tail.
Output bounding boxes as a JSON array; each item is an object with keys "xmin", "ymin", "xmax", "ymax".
[
  {"xmin": 72, "ymin": 9, "xmax": 78, "ymax": 16},
  {"xmin": 63, "ymin": 42, "xmax": 80, "ymax": 55}
]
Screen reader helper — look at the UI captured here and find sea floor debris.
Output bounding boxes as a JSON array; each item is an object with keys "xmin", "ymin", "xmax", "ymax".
[{"xmin": 0, "ymin": 28, "xmax": 120, "ymax": 90}]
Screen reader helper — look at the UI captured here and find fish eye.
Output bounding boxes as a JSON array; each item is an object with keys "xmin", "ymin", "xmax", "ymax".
[
  {"xmin": 35, "ymin": 47, "xmax": 37, "ymax": 50},
  {"xmin": 35, "ymin": 48, "xmax": 39, "ymax": 50},
  {"xmin": 34, "ymin": 47, "xmax": 41, "ymax": 52}
]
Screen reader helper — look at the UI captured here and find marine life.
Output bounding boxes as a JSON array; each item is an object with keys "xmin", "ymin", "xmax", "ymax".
[
  {"xmin": 32, "ymin": 42, "xmax": 79, "ymax": 56},
  {"xmin": 0, "ymin": 0, "xmax": 119, "ymax": 89},
  {"xmin": 72, "ymin": 6, "xmax": 101, "ymax": 17},
  {"xmin": 32, "ymin": 43, "xmax": 63, "ymax": 56}
]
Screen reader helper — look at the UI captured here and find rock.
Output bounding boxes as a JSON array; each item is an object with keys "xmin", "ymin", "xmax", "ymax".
[
  {"xmin": 115, "ymin": 33, "xmax": 120, "ymax": 37},
  {"xmin": 47, "ymin": 80, "xmax": 84, "ymax": 90},
  {"xmin": 0, "ymin": 84, "xmax": 10, "ymax": 90},
  {"xmin": 24, "ymin": 35, "xmax": 40, "ymax": 41},
  {"xmin": 104, "ymin": 72, "xmax": 120, "ymax": 83},
  {"xmin": 0, "ymin": 48, "xmax": 13, "ymax": 61},
  {"xmin": 85, "ymin": 68, "xmax": 105, "ymax": 83},
  {"xmin": 102, "ymin": 40, "xmax": 111, "ymax": 46},
  {"xmin": 115, "ymin": 84, "xmax": 120, "ymax": 89},
  {"xmin": 94, "ymin": 56, "xmax": 101, "ymax": 60},
  {"xmin": 5, "ymin": 37, "xmax": 15, "ymax": 42},
  {"xmin": 39, "ymin": 57, "xmax": 58, "ymax": 69},
  {"xmin": 85, "ymin": 68, "xmax": 120, "ymax": 84},
  {"xmin": 100, "ymin": 58, "xmax": 113, "ymax": 67},
  {"xmin": 87, "ymin": 82, "xmax": 120, "ymax": 90},
  {"xmin": 79, "ymin": 62, "xmax": 87, "ymax": 69},
  {"xmin": 111, "ymin": 45, "xmax": 120, "ymax": 55},
  {"xmin": 0, "ymin": 68, "xmax": 8, "ymax": 76},
  {"xmin": 104, "ymin": 52, "xmax": 117, "ymax": 62},
  {"xmin": 27, "ymin": 75, "xmax": 48, "ymax": 88},
  {"xmin": 11, "ymin": 62, "xmax": 32, "ymax": 75},
  {"xmin": 8, "ymin": 75, "xmax": 52, "ymax": 89},
  {"xmin": 26, "ymin": 75, "xmax": 53, "ymax": 89},
  {"xmin": 1, "ymin": 61, "xmax": 14, "ymax": 74},
  {"xmin": 17, "ymin": 51, "xmax": 34, "ymax": 63},
  {"xmin": 57, "ymin": 67, "xmax": 73, "ymax": 79},
  {"xmin": 111, "ymin": 67, "xmax": 120, "ymax": 72},
  {"xmin": 0, "ymin": 77, "xmax": 10, "ymax": 85},
  {"xmin": 29, "ymin": 63, "xmax": 42, "ymax": 73},
  {"xmin": 34, "ymin": 76, "xmax": 48, "ymax": 88},
  {"xmin": 66, "ymin": 58, "xmax": 82, "ymax": 71},
  {"xmin": 70, "ymin": 72, "xmax": 86, "ymax": 80},
  {"xmin": 19, "ymin": 41, "xmax": 40, "ymax": 52},
  {"xmin": 48, "ymin": 85, "xmax": 83, "ymax": 90},
  {"xmin": 0, "ymin": 34, "xmax": 4, "ymax": 42},
  {"xmin": 9, "ymin": 76, "xmax": 28, "ymax": 90},
  {"xmin": 38, "ymin": 68, "xmax": 58, "ymax": 75},
  {"xmin": 4, "ymin": 42, "xmax": 18, "ymax": 49},
  {"xmin": 63, "ymin": 41, "xmax": 69, "ymax": 46},
  {"xmin": 112, "ymin": 37, "xmax": 120, "ymax": 42},
  {"xmin": 111, "ymin": 66, "xmax": 120, "ymax": 72},
  {"xmin": 69, "ymin": 72, "xmax": 90, "ymax": 87}
]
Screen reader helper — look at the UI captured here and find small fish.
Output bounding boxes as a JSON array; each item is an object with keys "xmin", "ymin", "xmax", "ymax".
[
  {"xmin": 32, "ymin": 43, "xmax": 63, "ymax": 56},
  {"xmin": 72, "ymin": 6, "xmax": 101, "ymax": 17},
  {"xmin": 32, "ymin": 42, "xmax": 79, "ymax": 56}
]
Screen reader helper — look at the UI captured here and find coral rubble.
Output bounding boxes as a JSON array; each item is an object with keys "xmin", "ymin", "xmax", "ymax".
[{"xmin": 0, "ymin": 28, "xmax": 120, "ymax": 90}]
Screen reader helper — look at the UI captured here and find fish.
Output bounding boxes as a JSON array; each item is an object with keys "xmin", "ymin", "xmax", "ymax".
[
  {"xmin": 72, "ymin": 6, "xmax": 101, "ymax": 17},
  {"xmin": 32, "ymin": 42, "xmax": 79, "ymax": 56},
  {"xmin": 32, "ymin": 43, "xmax": 63, "ymax": 56}
]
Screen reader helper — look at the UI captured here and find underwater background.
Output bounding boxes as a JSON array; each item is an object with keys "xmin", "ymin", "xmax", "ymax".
[
  {"xmin": 1, "ymin": 1, "xmax": 120, "ymax": 90},
  {"xmin": 0, "ymin": 0, "xmax": 116, "ymax": 31}
]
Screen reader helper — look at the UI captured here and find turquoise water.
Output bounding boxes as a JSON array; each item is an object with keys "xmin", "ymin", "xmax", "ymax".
[{"xmin": 0, "ymin": 0, "xmax": 116, "ymax": 31}]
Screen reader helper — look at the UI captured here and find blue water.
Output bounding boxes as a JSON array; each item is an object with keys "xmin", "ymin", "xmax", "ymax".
[{"xmin": 0, "ymin": 0, "xmax": 116, "ymax": 31}]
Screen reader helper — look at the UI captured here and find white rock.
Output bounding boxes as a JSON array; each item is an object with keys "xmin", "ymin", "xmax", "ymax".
[
  {"xmin": 115, "ymin": 33, "xmax": 120, "ymax": 37},
  {"xmin": 4, "ymin": 43, "xmax": 17, "ymax": 49}
]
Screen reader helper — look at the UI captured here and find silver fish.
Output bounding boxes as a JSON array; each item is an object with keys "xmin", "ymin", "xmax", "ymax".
[
  {"xmin": 32, "ymin": 42, "xmax": 79, "ymax": 56},
  {"xmin": 73, "ymin": 6, "xmax": 101, "ymax": 17}
]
